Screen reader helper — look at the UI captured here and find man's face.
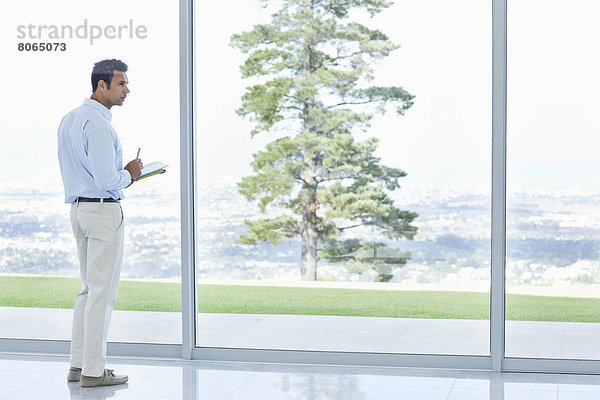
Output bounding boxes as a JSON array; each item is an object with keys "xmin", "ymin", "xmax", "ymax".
[{"xmin": 104, "ymin": 70, "xmax": 130, "ymax": 107}]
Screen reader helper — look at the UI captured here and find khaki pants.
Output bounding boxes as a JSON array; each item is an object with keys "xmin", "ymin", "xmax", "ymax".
[{"xmin": 69, "ymin": 200, "xmax": 124, "ymax": 377}]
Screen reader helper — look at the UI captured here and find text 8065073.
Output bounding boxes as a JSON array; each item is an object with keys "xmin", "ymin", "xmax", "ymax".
[{"xmin": 18, "ymin": 42, "xmax": 66, "ymax": 51}]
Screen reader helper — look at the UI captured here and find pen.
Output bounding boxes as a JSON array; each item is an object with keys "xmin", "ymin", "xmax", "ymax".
[{"xmin": 136, "ymin": 148, "xmax": 141, "ymax": 159}]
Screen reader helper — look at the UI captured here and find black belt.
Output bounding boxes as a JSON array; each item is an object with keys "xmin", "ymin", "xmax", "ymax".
[{"xmin": 77, "ymin": 197, "xmax": 120, "ymax": 203}]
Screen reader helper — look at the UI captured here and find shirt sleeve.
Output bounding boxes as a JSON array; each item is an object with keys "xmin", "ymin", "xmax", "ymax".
[{"xmin": 85, "ymin": 126, "xmax": 132, "ymax": 191}]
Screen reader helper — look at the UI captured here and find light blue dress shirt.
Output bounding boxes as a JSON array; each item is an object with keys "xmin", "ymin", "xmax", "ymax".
[{"xmin": 57, "ymin": 98, "xmax": 132, "ymax": 203}]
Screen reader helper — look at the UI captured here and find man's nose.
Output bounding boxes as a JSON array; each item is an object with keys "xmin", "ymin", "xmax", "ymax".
[{"xmin": 124, "ymin": 86, "xmax": 130, "ymax": 94}]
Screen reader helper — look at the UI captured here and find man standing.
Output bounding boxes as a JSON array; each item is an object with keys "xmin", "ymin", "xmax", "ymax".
[{"xmin": 57, "ymin": 59, "xmax": 141, "ymax": 387}]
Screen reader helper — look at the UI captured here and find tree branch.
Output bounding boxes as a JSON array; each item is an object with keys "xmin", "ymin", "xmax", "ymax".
[
  {"xmin": 326, "ymin": 100, "xmax": 374, "ymax": 109},
  {"xmin": 338, "ymin": 223, "xmax": 365, "ymax": 230},
  {"xmin": 330, "ymin": 50, "xmax": 368, "ymax": 63}
]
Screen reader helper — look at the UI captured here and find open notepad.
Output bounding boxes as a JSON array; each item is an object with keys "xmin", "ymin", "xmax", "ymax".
[{"xmin": 135, "ymin": 161, "xmax": 168, "ymax": 181}]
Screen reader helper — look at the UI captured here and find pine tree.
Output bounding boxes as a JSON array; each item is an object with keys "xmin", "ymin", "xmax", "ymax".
[{"xmin": 232, "ymin": 0, "xmax": 418, "ymax": 281}]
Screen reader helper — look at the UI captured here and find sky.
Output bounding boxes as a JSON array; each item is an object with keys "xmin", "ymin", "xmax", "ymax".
[{"xmin": 1, "ymin": 0, "xmax": 599, "ymax": 195}]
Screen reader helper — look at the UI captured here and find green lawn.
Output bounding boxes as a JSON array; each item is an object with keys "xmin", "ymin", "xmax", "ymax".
[{"xmin": 1, "ymin": 276, "xmax": 599, "ymax": 322}]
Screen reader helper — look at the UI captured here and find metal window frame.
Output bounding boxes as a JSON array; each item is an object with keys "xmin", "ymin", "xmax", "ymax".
[
  {"xmin": 187, "ymin": 0, "xmax": 501, "ymax": 370},
  {"xmin": 180, "ymin": 0, "xmax": 196, "ymax": 361},
  {"xmin": 0, "ymin": 0, "xmax": 193, "ymax": 362},
  {"xmin": 3, "ymin": 0, "xmax": 600, "ymax": 375},
  {"xmin": 187, "ymin": 0, "xmax": 600, "ymax": 374},
  {"xmin": 490, "ymin": 0, "xmax": 507, "ymax": 373},
  {"xmin": 0, "ymin": 0, "xmax": 193, "ymax": 361}
]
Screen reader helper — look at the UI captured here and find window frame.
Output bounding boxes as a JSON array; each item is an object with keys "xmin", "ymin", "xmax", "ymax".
[{"xmin": 3, "ymin": 0, "xmax": 600, "ymax": 374}]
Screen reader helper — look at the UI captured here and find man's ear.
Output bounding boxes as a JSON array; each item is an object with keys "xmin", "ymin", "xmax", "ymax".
[{"xmin": 98, "ymin": 79, "xmax": 108, "ymax": 91}]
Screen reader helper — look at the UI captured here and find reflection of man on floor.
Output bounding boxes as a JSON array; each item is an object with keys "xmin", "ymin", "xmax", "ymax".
[{"xmin": 57, "ymin": 59, "xmax": 142, "ymax": 387}]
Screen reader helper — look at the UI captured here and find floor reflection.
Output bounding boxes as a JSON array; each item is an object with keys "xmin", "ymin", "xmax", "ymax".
[{"xmin": 1, "ymin": 354, "xmax": 600, "ymax": 399}]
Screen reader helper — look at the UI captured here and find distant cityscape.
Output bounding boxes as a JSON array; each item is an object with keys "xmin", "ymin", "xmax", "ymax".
[{"xmin": 1, "ymin": 178, "xmax": 599, "ymax": 288}]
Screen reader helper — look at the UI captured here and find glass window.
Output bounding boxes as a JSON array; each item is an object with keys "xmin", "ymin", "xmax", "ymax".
[
  {"xmin": 195, "ymin": 0, "xmax": 491, "ymax": 355},
  {"xmin": 0, "ymin": 0, "xmax": 181, "ymax": 344},
  {"xmin": 506, "ymin": 0, "xmax": 600, "ymax": 359}
]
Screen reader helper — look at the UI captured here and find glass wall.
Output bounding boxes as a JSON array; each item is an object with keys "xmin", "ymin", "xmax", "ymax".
[
  {"xmin": 3, "ymin": 0, "xmax": 600, "ymax": 371},
  {"xmin": 506, "ymin": 0, "xmax": 600, "ymax": 359},
  {"xmin": 195, "ymin": 0, "xmax": 491, "ymax": 355},
  {"xmin": 0, "ymin": 0, "xmax": 181, "ymax": 344}
]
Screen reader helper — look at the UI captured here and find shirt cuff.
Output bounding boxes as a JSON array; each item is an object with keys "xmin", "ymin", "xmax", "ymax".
[{"xmin": 123, "ymin": 169, "xmax": 133, "ymax": 182}]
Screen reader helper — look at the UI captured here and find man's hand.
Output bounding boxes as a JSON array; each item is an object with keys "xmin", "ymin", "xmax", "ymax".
[{"xmin": 124, "ymin": 158, "xmax": 143, "ymax": 181}]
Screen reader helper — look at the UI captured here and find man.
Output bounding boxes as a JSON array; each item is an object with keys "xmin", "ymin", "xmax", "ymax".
[{"xmin": 57, "ymin": 59, "xmax": 141, "ymax": 387}]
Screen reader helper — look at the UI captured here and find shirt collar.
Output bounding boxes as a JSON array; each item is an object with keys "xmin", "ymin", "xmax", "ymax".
[{"xmin": 83, "ymin": 98, "xmax": 112, "ymax": 121}]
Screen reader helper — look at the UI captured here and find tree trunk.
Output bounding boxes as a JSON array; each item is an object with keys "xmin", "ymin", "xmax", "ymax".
[
  {"xmin": 300, "ymin": 2, "xmax": 318, "ymax": 281},
  {"xmin": 300, "ymin": 147, "xmax": 318, "ymax": 280},
  {"xmin": 301, "ymin": 186, "xmax": 318, "ymax": 281}
]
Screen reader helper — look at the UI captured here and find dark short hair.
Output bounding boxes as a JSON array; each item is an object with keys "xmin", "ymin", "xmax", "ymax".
[{"xmin": 91, "ymin": 59, "xmax": 128, "ymax": 92}]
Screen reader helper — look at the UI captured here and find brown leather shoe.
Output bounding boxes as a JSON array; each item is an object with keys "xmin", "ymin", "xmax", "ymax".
[
  {"xmin": 67, "ymin": 367, "xmax": 82, "ymax": 382},
  {"xmin": 80, "ymin": 369, "xmax": 128, "ymax": 387}
]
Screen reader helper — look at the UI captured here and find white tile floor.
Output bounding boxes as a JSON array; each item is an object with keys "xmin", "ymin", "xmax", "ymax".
[{"xmin": 2, "ymin": 354, "xmax": 600, "ymax": 399}]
